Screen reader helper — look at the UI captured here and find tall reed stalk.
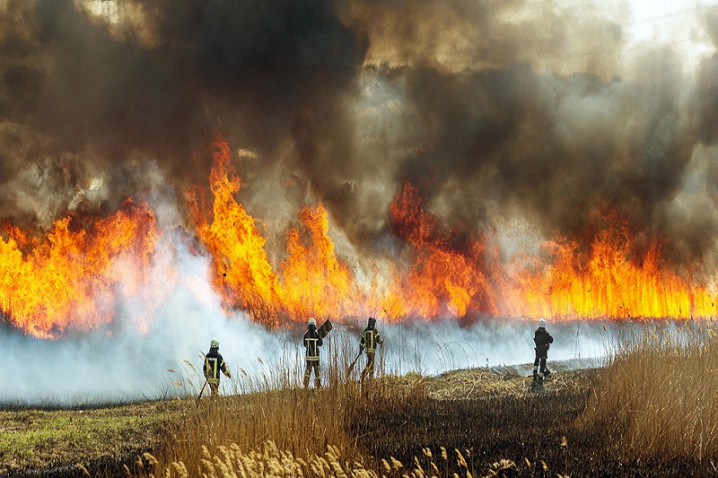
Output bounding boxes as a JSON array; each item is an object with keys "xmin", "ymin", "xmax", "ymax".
[
  {"xmin": 151, "ymin": 329, "xmax": 424, "ymax": 476},
  {"xmin": 581, "ymin": 321, "xmax": 718, "ymax": 461}
]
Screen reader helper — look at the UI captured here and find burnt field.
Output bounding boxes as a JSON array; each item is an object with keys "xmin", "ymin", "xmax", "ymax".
[
  {"xmin": 354, "ymin": 382, "xmax": 713, "ymax": 477},
  {"xmin": 3, "ymin": 362, "xmax": 718, "ymax": 477},
  {"xmin": 345, "ymin": 366, "xmax": 718, "ymax": 478}
]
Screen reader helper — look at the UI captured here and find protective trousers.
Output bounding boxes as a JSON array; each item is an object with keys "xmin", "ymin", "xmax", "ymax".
[
  {"xmin": 304, "ymin": 360, "xmax": 320, "ymax": 388},
  {"xmin": 533, "ymin": 353, "xmax": 548, "ymax": 376},
  {"xmin": 209, "ymin": 381, "xmax": 220, "ymax": 397},
  {"xmin": 361, "ymin": 351, "xmax": 376, "ymax": 381}
]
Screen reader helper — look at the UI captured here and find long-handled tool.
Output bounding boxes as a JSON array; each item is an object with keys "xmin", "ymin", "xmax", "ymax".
[
  {"xmin": 197, "ymin": 378, "xmax": 208, "ymax": 400},
  {"xmin": 346, "ymin": 348, "xmax": 363, "ymax": 375}
]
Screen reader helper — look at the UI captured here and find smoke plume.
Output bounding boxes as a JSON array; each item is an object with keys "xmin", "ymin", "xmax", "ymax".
[
  {"xmin": 1, "ymin": 0, "xmax": 717, "ymax": 257},
  {"xmin": 2, "ymin": 0, "xmax": 718, "ymax": 402}
]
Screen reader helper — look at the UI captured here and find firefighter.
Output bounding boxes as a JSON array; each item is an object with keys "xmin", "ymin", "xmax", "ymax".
[
  {"xmin": 303, "ymin": 318, "xmax": 323, "ymax": 388},
  {"xmin": 533, "ymin": 319, "xmax": 554, "ymax": 379},
  {"xmin": 360, "ymin": 316, "xmax": 383, "ymax": 381},
  {"xmin": 204, "ymin": 338, "xmax": 231, "ymax": 397}
]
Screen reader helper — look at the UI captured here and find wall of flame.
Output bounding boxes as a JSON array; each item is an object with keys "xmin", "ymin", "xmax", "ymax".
[{"xmin": 1, "ymin": 137, "xmax": 716, "ymax": 339}]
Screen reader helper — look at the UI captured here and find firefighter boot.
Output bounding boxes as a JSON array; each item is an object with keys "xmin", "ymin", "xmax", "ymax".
[{"xmin": 533, "ymin": 366, "xmax": 538, "ymax": 378}]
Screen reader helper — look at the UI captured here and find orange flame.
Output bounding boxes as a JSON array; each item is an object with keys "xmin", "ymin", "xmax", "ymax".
[
  {"xmin": 505, "ymin": 216, "xmax": 718, "ymax": 320},
  {"xmin": 279, "ymin": 205, "xmax": 368, "ymax": 320},
  {"xmin": 187, "ymin": 138, "xmax": 282, "ymax": 327},
  {"xmin": 385, "ymin": 182, "xmax": 502, "ymax": 318},
  {"xmin": 3, "ymin": 136, "xmax": 717, "ymax": 337},
  {"xmin": 189, "ymin": 138, "xmax": 718, "ymax": 323},
  {"xmin": 188, "ymin": 137, "xmax": 369, "ymax": 325},
  {"xmin": 0, "ymin": 199, "xmax": 158, "ymax": 338}
]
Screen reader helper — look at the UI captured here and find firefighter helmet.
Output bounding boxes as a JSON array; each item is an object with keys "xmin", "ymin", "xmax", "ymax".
[
  {"xmin": 308, "ymin": 318, "xmax": 317, "ymax": 327},
  {"xmin": 538, "ymin": 319, "xmax": 546, "ymax": 328},
  {"xmin": 368, "ymin": 316, "xmax": 376, "ymax": 326},
  {"xmin": 210, "ymin": 338, "xmax": 219, "ymax": 348}
]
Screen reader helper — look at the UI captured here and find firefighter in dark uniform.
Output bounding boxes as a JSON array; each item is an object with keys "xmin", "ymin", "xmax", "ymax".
[
  {"xmin": 303, "ymin": 318, "xmax": 323, "ymax": 388},
  {"xmin": 360, "ymin": 317, "xmax": 383, "ymax": 381},
  {"xmin": 204, "ymin": 338, "xmax": 231, "ymax": 397},
  {"xmin": 533, "ymin": 319, "xmax": 554, "ymax": 378}
]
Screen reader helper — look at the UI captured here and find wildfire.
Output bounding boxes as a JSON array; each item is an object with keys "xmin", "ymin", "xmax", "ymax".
[
  {"xmin": 505, "ymin": 218, "xmax": 718, "ymax": 320},
  {"xmin": 187, "ymin": 137, "xmax": 371, "ymax": 325},
  {"xmin": 0, "ymin": 199, "xmax": 158, "ymax": 338},
  {"xmin": 386, "ymin": 182, "xmax": 502, "ymax": 319},
  {"xmin": 2, "ymin": 137, "xmax": 717, "ymax": 338},
  {"xmin": 279, "ymin": 205, "xmax": 368, "ymax": 320},
  {"xmin": 187, "ymin": 138, "xmax": 283, "ymax": 327}
]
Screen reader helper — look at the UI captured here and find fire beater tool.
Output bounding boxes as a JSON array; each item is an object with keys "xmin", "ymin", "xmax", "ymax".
[
  {"xmin": 318, "ymin": 319, "xmax": 333, "ymax": 338},
  {"xmin": 346, "ymin": 349, "xmax": 362, "ymax": 375},
  {"xmin": 197, "ymin": 378, "xmax": 208, "ymax": 400}
]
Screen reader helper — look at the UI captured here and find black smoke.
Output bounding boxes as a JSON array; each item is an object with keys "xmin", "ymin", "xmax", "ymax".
[{"xmin": 1, "ymin": 0, "xmax": 717, "ymax": 270}]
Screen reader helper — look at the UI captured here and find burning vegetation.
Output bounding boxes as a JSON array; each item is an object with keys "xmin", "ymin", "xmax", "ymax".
[
  {"xmin": 2, "ymin": 1, "xmax": 718, "ymax": 337},
  {"xmin": 4, "ymin": 1, "xmax": 718, "ymax": 476},
  {"xmin": 1, "ymin": 134, "xmax": 717, "ymax": 337}
]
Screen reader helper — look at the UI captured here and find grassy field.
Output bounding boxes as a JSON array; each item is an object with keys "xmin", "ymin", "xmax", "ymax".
[
  {"xmin": 0, "ymin": 399, "xmax": 186, "ymax": 476},
  {"xmin": 4, "ymin": 323, "xmax": 718, "ymax": 477},
  {"xmin": 0, "ymin": 363, "xmax": 589, "ymax": 477}
]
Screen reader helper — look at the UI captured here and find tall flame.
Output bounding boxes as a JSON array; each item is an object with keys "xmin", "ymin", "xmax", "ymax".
[
  {"xmin": 188, "ymin": 137, "xmax": 369, "ymax": 325},
  {"xmin": 386, "ymin": 182, "xmax": 501, "ymax": 319},
  {"xmin": 187, "ymin": 138, "xmax": 282, "ymax": 326},
  {"xmin": 190, "ymin": 139, "xmax": 717, "ymax": 323},
  {"xmin": 279, "ymin": 205, "xmax": 367, "ymax": 320},
  {"xmin": 2, "ymin": 137, "xmax": 717, "ymax": 338},
  {"xmin": 505, "ymin": 215, "xmax": 718, "ymax": 320},
  {"xmin": 0, "ymin": 199, "xmax": 158, "ymax": 338}
]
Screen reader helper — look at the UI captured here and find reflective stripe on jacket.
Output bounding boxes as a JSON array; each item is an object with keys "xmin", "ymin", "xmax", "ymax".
[
  {"xmin": 361, "ymin": 328, "xmax": 382, "ymax": 353},
  {"xmin": 204, "ymin": 349, "xmax": 227, "ymax": 384},
  {"xmin": 304, "ymin": 329, "xmax": 322, "ymax": 361}
]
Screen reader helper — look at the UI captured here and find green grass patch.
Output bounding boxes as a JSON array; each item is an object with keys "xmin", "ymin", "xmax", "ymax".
[{"xmin": 0, "ymin": 399, "xmax": 185, "ymax": 472}]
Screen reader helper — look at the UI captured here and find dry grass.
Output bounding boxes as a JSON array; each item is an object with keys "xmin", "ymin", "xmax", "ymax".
[
  {"xmin": 150, "ymin": 332, "xmax": 427, "ymax": 477},
  {"xmin": 143, "ymin": 327, "xmax": 602, "ymax": 478},
  {"xmin": 139, "ymin": 440, "xmax": 525, "ymax": 478},
  {"xmin": 581, "ymin": 321, "xmax": 718, "ymax": 462},
  {"xmin": 424, "ymin": 367, "xmax": 589, "ymax": 400}
]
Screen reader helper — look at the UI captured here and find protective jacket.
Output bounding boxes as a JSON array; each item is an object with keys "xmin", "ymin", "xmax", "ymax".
[
  {"xmin": 534, "ymin": 327, "xmax": 554, "ymax": 358},
  {"xmin": 361, "ymin": 327, "xmax": 383, "ymax": 353},
  {"xmin": 204, "ymin": 347, "xmax": 229, "ymax": 384},
  {"xmin": 303, "ymin": 327, "xmax": 323, "ymax": 361}
]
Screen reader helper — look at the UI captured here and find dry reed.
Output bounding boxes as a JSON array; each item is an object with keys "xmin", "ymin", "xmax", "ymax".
[
  {"xmin": 138, "ymin": 440, "xmax": 512, "ymax": 478},
  {"xmin": 581, "ymin": 320, "xmax": 718, "ymax": 461},
  {"xmin": 148, "ymin": 330, "xmax": 426, "ymax": 477}
]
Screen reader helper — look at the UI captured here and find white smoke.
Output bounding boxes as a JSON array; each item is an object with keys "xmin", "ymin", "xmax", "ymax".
[
  {"xmin": 0, "ymin": 168, "xmax": 614, "ymax": 407},
  {"xmin": 0, "ymin": 240, "xmax": 284, "ymax": 406},
  {"xmin": 0, "ymin": 282, "xmax": 615, "ymax": 407}
]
